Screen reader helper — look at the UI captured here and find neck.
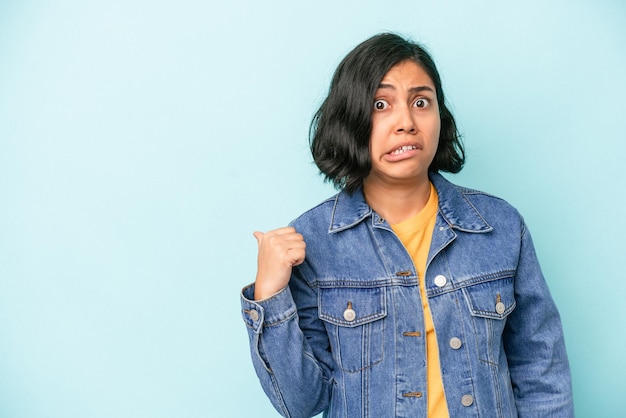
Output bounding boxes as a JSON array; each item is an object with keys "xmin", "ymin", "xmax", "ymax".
[{"xmin": 362, "ymin": 176, "xmax": 432, "ymax": 225}]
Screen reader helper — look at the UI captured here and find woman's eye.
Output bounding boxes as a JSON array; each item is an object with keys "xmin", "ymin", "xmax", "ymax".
[
  {"xmin": 414, "ymin": 98, "xmax": 429, "ymax": 108},
  {"xmin": 374, "ymin": 99, "xmax": 389, "ymax": 110}
]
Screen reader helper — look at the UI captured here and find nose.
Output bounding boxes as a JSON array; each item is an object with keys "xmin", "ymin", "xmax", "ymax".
[{"xmin": 395, "ymin": 104, "xmax": 416, "ymax": 134}]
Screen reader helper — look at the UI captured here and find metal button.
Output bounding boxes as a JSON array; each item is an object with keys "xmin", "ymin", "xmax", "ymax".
[
  {"xmin": 343, "ymin": 302, "xmax": 356, "ymax": 322},
  {"xmin": 461, "ymin": 394, "xmax": 474, "ymax": 406},
  {"xmin": 449, "ymin": 337, "xmax": 462, "ymax": 350},
  {"xmin": 434, "ymin": 275, "xmax": 447, "ymax": 287},
  {"xmin": 495, "ymin": 302, "xmax": 506, "ymax": 314},
  {"xmin": 248, "ymin": 309, "xmax": 259, "ymax": 322},
  {"xmin": 343, "ymin": 308, "xmax": 356, "ymax": 322}
]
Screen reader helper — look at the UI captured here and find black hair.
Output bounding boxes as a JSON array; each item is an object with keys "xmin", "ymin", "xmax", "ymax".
[{"xmin": 309, "ymin": 32, "xmax": 465, "ymax": 194}]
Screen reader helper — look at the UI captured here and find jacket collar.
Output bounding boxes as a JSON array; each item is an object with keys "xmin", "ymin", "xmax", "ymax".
[{"xmin": 329, "ymin": 172, "xmax": 492, "ymax": 233}]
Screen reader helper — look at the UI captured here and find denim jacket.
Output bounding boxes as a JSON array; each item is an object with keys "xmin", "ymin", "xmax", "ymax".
[{"xmin": 241, "ymin": 172, "xmax": 574, "ymax": 418}]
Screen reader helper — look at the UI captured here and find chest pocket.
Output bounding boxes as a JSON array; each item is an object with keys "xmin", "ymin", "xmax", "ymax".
[
  {"xmin": 318, "ymin": 286, "xmax": 387, "ymax": 373},
  {"xmin": 462, "ymin": 276, "xmax": 516, "ymax": 319},
  {"xmin": 462, "ymin": 276, "xmax": 516, "ymax": 363}
]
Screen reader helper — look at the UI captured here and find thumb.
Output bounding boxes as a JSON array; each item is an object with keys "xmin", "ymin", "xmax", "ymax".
[{"xmin": 253, "ymin": 231, "xmax": 264, "ymax": 247}]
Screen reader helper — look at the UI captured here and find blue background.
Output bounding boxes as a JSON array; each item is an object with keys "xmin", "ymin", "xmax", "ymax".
[{"xmin": 1, "ymin": 1, "xmax": 624, "ymax": 416}]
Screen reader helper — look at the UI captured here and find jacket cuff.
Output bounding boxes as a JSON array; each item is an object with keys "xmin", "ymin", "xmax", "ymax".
[{"xmin": 240, "ymin": 283, "xmax": 298, "ymax": 334}]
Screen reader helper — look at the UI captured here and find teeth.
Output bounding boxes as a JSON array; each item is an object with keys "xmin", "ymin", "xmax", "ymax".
[{"xmin": 391, "ymin": 145, "xmax": 417, "ymax": 155}]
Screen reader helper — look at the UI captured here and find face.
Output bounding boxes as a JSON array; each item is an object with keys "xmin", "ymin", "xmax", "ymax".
[{"xmin": 365, "ymin": 60, "xmax": 440, "ymax": 189}]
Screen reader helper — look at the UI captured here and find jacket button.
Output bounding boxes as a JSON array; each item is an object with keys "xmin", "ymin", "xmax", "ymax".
[
  {"xmin": 495, "ymin": 301, "xmax": 506, "ymax": 314},
  {"xmin": 248, "ymin": 309, "xmax": 259, "ymax": 322},
  {"xmin": 449, "ymin": 337, "xmax": 462, "ymax": 349},
  {"xmin": 343, "ymin": 307, "xmax": 356, "ymax": 322},
  {"xmin": 434, "ymin": 275, "xmax": 447, "ymax": 287},
  {"xmin": 461, "ymin": 394, "xmax": 474, "ymax": 407}
]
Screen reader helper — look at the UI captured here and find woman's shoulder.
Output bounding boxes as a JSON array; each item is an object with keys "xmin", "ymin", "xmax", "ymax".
[
  {"xmin": 432, "ymin": 173, "xmax": 524, "ymax": 229},
  {"xmin": 289, "ymin": 193, "xmax": 340, "ymax": 231},
  {"xmin": 459, "ymin": 185, "xmax": 520, "ymax": 216}
]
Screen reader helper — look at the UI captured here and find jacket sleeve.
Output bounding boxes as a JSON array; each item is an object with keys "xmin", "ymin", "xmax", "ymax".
[
  {"xmin": 503, "ymin": 221, "xmax": 575, "ymax": 417},
  {"xmin": 240, "ymin": 267, "xmax": 334, "ymax": 418}
]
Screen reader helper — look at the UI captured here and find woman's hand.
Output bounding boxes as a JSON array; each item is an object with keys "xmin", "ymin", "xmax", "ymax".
[{"xmin": 253, "ymin": 227, "xmax": 306, "ymax": 300}]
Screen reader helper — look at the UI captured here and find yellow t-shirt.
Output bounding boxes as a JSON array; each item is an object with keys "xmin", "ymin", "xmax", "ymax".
[{"xmin": 391, "ymin": 183, "xmax": 449, "ymax": 417}]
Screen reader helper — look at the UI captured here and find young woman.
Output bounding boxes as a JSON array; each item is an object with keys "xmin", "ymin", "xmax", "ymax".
[{"xmin": 241, "ymin": 33, "xmax": 574, "ymax": 418}]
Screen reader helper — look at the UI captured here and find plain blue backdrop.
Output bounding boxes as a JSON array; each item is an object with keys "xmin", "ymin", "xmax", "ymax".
[{"xmin": 1, "ymin": 1, "xmax": 625, "ymax": 417}]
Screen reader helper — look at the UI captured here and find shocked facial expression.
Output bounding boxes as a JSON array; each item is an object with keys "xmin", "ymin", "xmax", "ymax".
[{"xmin": 365, "ymin": 60, "xmax": 441, "ymax": 188}]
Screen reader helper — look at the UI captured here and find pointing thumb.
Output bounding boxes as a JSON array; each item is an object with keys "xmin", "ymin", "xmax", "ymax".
[{"xmin": 253, "ymin": 231, "xmax": 264, "ymax": 247}]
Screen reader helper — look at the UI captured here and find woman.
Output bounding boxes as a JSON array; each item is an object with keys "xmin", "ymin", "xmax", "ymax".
[{"xmin": 241, "ymin": 33, "xmax": 573, "ymax": 417}]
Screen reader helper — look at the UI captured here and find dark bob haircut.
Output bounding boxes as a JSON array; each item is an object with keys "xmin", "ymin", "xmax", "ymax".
[{"xmin": 310, "ymin": 33, "xmax": 465, "ymax": 194}]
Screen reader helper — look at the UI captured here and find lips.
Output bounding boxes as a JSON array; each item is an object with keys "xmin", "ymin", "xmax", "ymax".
[
  {"xmin": 390, "ymin": 145, "xmax": 418, "ymax": 155},
  {"xmin": 383, "ymin": 142, "xmax": 423, "ymax": 162}
]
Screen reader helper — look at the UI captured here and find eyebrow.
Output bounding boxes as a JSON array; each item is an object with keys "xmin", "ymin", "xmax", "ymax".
[{"xmin": 377, "ymin": 83, "xmax": 435, "ymax": 94}]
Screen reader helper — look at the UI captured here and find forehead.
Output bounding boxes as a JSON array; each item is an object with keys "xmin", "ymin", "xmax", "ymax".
[{"xmin": 379, "ymin": 60, "xmax": 435, "ymax": 87}]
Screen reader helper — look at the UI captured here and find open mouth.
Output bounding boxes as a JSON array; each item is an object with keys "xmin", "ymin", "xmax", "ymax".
[{"xmin": 390, "ymin": 145, "xmax": 418, "ymax": 155}]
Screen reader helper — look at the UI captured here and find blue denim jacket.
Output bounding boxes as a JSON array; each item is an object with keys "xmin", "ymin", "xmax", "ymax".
[{"xmin": 241, "ymin": 172, "xmax": 573, "ymax": 418}]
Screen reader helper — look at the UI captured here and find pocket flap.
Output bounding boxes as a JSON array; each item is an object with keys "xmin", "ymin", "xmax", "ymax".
[
  {"xmin": 319, "ymin": 286, "xmax": 387, "ymax": 327},
  {"xmin": 462, "ymin": 277, "xmax": 516, "ymax": 320}
]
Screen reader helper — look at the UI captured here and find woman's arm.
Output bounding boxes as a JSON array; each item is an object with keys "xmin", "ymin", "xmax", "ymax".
[
  {"xmin": 503, "ymin": 221, "xmax": 574, "ymax": 417},
  {"xmin": 241, "ymin": 227, "xmax": 333, "ymax": 417}
]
